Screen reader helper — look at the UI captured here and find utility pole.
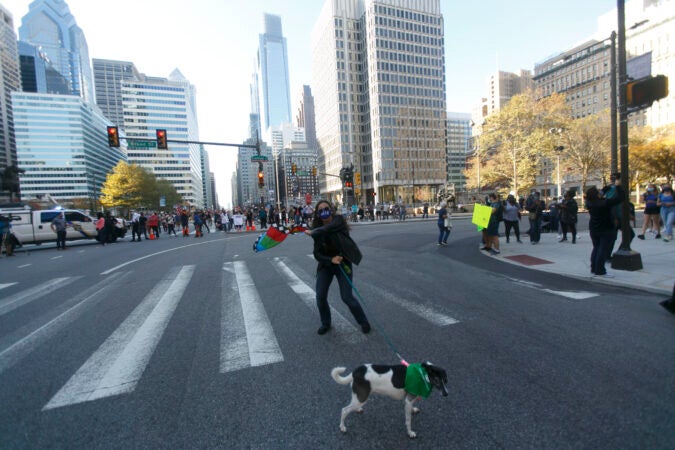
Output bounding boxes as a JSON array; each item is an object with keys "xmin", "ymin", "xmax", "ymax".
[{"xmin": 612, "ymin": 0, "xmax": 643, "ymax": 271}]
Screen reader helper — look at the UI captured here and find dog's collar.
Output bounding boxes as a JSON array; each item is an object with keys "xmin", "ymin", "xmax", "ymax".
[{"xmin": 404, "ymin": 363, "xmax": 432, "ymax": 398}]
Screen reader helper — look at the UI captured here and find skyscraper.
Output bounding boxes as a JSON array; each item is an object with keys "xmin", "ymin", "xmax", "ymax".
[
  {"xmin": 255, "ymin": 13, "xmax": 292, "ymax": 134},
  {"xmin": 312, "ymin": 0, "xmax": 447, "ymax": 206},
  {"xmin": 92, "ymin": 59, "xmax": 141, "ymax": 128},
  {"xmin": 12, "ymin": 91, "xmax": 126, "ymax": 202},
  {"xmin": 296, "ymin": 85, "xmax": 317, "ymax": 150},
  {"xmin": 0, "ymin": 5, "xmax": 21, "ymax": 170},
  {"xmin": 121, "ymin": 69, "xmax": 204, "ymax": 207},
  {"xmin": 18, "ymin": 0, "xmax": 94, "ymax": 103}
]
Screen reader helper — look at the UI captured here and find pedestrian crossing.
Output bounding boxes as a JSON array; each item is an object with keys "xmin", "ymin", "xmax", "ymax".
[{"xmin": 0, "ymin": 258, "xmax": 461, "ymax": 412}]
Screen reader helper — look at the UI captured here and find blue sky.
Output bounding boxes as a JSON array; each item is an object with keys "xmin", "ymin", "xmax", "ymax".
[{"xmin": 2, "ymin": 0, "xmax": 618, "ymax": 205}]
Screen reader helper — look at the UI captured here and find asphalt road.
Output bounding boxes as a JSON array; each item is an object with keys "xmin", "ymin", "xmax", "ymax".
[{"xmin": 1, "ymin": 220, "xmax": 673, "ymax": 448}]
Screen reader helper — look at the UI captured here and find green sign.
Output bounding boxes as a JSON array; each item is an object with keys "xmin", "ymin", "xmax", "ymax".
[
  {"xmin": 251, "ymin": 155, "xmax": 269, "ymax": 162},
  {"xmin": 296, "ymin": 171, "xmax": 309, "ymax": 176},
  {"xmin": 128, "ymin": 140, "xmax": 157, "ymax": 149}
]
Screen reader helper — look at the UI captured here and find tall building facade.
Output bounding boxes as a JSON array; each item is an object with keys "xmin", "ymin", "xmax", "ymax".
[
  {"xmin": 446, "ymin": 112, "xmax": 471, "ymax": 194},
  {"xmin": 472, "ymin": 69, "xmax": 532, "ymax": 129},
  {"xmin": 596, "ymin": 0, "xmax": 674, "ymax": 128},
  {"xmin": 12, "ymin": 92, "xmax": 125, "ymax": 201},
  {"xmin": 18, "ymin": 41, "xmax": 70, "ymax": 95},
  {"xmin": 282, "ymin": 141, "xmax": 319, "ymax": 206},
  {"xmin": 296, "ymin": 85, "xmax": 318, "ymax": 150},
  {"xmin": 18, "ymin": 0, "xmax": 94, "ymax": 103},
  {"xmin": 312, "ymin": 0, "xmax": 447, "ymax": 207},
  {"xmin": 533, "ymin": 40, "xmax": 613, "ymax": 120},
  {"xmin": 255, "ymin": 13, "xmax": 292, "ymax": 135},
  {"xmin": 236, "ymin": 137, "xmax": 274, "ymax": 207},
  {"xmin": 92, "ymin": 59, "xmax": 141, "ymax": 128},
  {"xmin": 0, "ymin": 5, "xmax": 21, "ymax": 170},
  {"xmin": 121, "ymin": 69, "xmax": 204, "ymax": 207}
]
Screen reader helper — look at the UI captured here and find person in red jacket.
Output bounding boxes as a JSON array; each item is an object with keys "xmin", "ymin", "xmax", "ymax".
[{"xmin": 147, "ymin": 212, "xmax": 160, "ymax": 238}]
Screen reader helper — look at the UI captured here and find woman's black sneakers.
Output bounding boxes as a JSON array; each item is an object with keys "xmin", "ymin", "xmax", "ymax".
[{"xmin": 317, "ymin": 325, "xmax": 331, "ymax": 335}]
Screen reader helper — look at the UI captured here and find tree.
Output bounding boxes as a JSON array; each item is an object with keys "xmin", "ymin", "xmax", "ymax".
[
  {"xmin": 629, "ymin": 123, "xmax": 675, "ymax": 187},
  {"xmin": 99, "ymin": 162, "xmax": 149, "ymax": 215},
  {"xmin": 473, "ymin": 90, "xmax": 570, "ymax": 197},
  {"xmin": 557, "ymin": 111, "xmax": 611, "ymax": 197}
]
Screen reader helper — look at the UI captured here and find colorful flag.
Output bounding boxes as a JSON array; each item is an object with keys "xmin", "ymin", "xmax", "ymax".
[
  {"xmin": 253, "ymin": 223, "xmax": 308, "ymax": 253},
  {"xmin": 471, "ymin": 203, "xmax": 492, "ymax": 229}
]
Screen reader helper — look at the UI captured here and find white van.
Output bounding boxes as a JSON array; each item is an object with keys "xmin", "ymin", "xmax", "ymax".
[{"xmin": 0, "ymin": 205, "xmax": 97, "ymax": 246}]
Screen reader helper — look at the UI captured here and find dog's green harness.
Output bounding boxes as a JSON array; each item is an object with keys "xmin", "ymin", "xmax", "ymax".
[{"xmin": 404, "ymin": 363, "xmax": 432, "ymax": 398}]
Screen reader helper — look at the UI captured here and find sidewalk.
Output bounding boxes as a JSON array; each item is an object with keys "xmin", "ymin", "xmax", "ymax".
[{"xmin": 486, "ymin": 230, "xmax": 674, "ymax": 296}]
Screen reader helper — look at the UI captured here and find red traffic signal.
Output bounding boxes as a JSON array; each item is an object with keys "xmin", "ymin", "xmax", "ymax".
[
  {"xmin": 258, "ymin": 171, "xmax": 264, "ymax": 187},
  {"xmin": 291, "ymin": 163, "xmax": 297, "ymax": 175},
  {"xmin": 107, "ymin": 126, "xmax": 120, "ymax": 147},
  {"xmin": 156, "ymin": 129, "xmax": 168, "ymax": 149},
  {"xmin": 344, "ymin": 181, "xmax": 353, "ymax": 188}
]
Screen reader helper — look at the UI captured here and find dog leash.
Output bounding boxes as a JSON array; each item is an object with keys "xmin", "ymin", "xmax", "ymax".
[{"xmin": 339, "ymin": 263, "xmax": 408, "ymax": 366}]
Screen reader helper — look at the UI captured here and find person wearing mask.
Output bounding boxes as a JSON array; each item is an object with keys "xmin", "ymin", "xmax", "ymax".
[
  {"xmin": 559, "ymin": 191, "xmax": 579, "ymax": 243},
  {"xmin": 304, "ymin": 201, "xmax": 371, "ymax": 336},
  {"xmin": 502, "ymin": 195, "xmax": 522, "ymax": 244},
  {"xmin": 585, "ymin": 185, "xmax": 624, "ymax": 278},
  {"xmin": 436, "ymin": 201, "xmax": 451, "ymax": 246},
  {"xmin": 657, "ymin": 185, "xmax": 675, "ymax": 242}
]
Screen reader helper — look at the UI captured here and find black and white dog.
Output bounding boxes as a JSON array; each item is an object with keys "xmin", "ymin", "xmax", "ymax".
[{"xmin": 331, "ymin": 362, "xmax": 448, "ymax": 438}]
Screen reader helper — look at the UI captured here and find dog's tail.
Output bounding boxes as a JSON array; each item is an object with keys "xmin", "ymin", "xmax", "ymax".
[{"xmin": 331, "ymin": 367, "xmax": 353, "ymax": 385}]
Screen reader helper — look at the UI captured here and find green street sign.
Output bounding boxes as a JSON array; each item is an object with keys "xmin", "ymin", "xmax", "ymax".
[
  {"xmin": 296, "ymin": 171, "xmax": 309, "ymax": 176},
  {"xmin": 251, "ymin": 155, "xmax": 269, "ymax": 162},
  {"xmin": 128, "ymin": 140, "xmax": 157, "ymax": 149}
]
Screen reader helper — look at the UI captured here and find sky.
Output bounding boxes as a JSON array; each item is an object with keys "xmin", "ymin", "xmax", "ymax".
[{"xmin": 1, "ymin": 0, "xmax": 619, "ymax": 207}]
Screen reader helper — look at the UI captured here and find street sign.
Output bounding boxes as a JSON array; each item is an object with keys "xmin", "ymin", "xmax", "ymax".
[
  {"xmin": 128, "ymin": 140, "xmax": 157, "ymax": 149},
  {"xmin": 251, "ymin": 155, "xmax": 269, "ymax": 162},
  {"xmin": 296, "ymin": 170, "xmax": 308, "ymax": 176}
]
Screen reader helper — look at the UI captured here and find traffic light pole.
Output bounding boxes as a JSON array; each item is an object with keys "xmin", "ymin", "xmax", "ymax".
[{"xmin": 612, "ymin": 0, "xmax": 642, "ymax": 271}]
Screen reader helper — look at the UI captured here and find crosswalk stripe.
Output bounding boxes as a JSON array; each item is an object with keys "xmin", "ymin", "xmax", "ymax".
[
  {"xmin": 273, "ymin": 257, "xmax": 366, "ymax": 344},
  {"xmin": 0, "ymin": 272, "xmax": 133, "ymax": 375},
  {"xmin": 0, "ymin": 277, "xmax": 78, "ymax": 317},
  {"xmin": 43, "ymin": 265, "xmax": 195, "ymax": 410},
  {"xmin": 0, "ymin": 282, "xmax": 17, "ymax": 291},
  {"xmin": 221, "ymin": 262, "xmax": 284, "ymax": 373}
]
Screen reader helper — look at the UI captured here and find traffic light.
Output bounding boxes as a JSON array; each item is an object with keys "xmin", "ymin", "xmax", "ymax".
[
  {"xmin": 156, "ymin": 129, "xmax": 168, "ymax": 149},
  {"xmin": 345, "ymin": 181, "xmax": 353, "ymax": 189},
  {"xmin": 626, "ymin": 75, "xmax": 668, "ymax": 109},
  {"xmin": 291, "ymin": 163, "xmax": 297, "ymax": 175},
  {"xmin": 107, "ymin": 126, "xmax": 120, "ymax": 147},
  {"xmin": 312, "ymin": 166, "xmax": 317, "ymax": 177},
  {"xmin": 354, "ymin": 172, "xmax": 361, "ymax": 185},
  {"xmin": 258, "ymin": 171, "xmax": 264, "ymax": 187}
]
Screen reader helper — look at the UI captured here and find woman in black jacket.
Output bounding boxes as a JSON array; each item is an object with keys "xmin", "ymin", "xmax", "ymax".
[
  {"xmin": 559, "ymin": 191, "xmax": 579, "ymax": 243},
  {"xmin": 305, "ymin": 201, "xmax": 370, "ymax": 335},
  {"xmin": 585, "ymin": 185, "xmax": 624, "ymax": 278}
]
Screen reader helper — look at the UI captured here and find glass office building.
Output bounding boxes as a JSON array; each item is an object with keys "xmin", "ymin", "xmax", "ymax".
[
  {"xmin": 255, "ymin": 13, "xmax": 292, "ymax": 134},
  {"xmin": 12, "ymin": 92, "xmax": 125, "ymax": 201},
  {"xmin": 18, "ymin": 0, "xmax": 94, "ymax": 103},
  {"xmin": 121, "ymin": 70, "xmax": 203, "ymax": 207}
]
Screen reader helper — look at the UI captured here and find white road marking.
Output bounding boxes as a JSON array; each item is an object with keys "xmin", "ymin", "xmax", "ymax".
[
  {"xmin": 273, "ymin": 257, "xmax": 366, "ymax": 344},
  {"xmin": 17, "ymin": 264, "xmax": 31, "ymax": 268},
  {"xmin": 542, "ymin": 289, "xmax": 599, "ymax": 300},
  {"xmin": 506, "ymin": 276, "xmax": 599, "ymax": 300},
  {"xmin": 0, "ymin": 273, "xmax": 132, "ymax": 374},
  {"xmin": 0, "ymin": 277, "xmax": 78, "ymax": 317},
  {"xmin": 380, "ymin": 291, "xmax": 459, "ymax": 326},
  {"xmin": 0, "ymin": 283, "xmax": 17, "ymax": 291},
  {"xmin": 220, "ymin": 262, "xmax": 283, "ymax": 373},
  {"xmin": 43, "ymin": 266, "xmax": 195, "ymax": 410},
  {"xmin": 100, "ymin": 238, "xmax": 227, "ymax": 275},
  {"xmin": 50, "ymin": 256, "xmax": 63, "ymax": 260}
]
